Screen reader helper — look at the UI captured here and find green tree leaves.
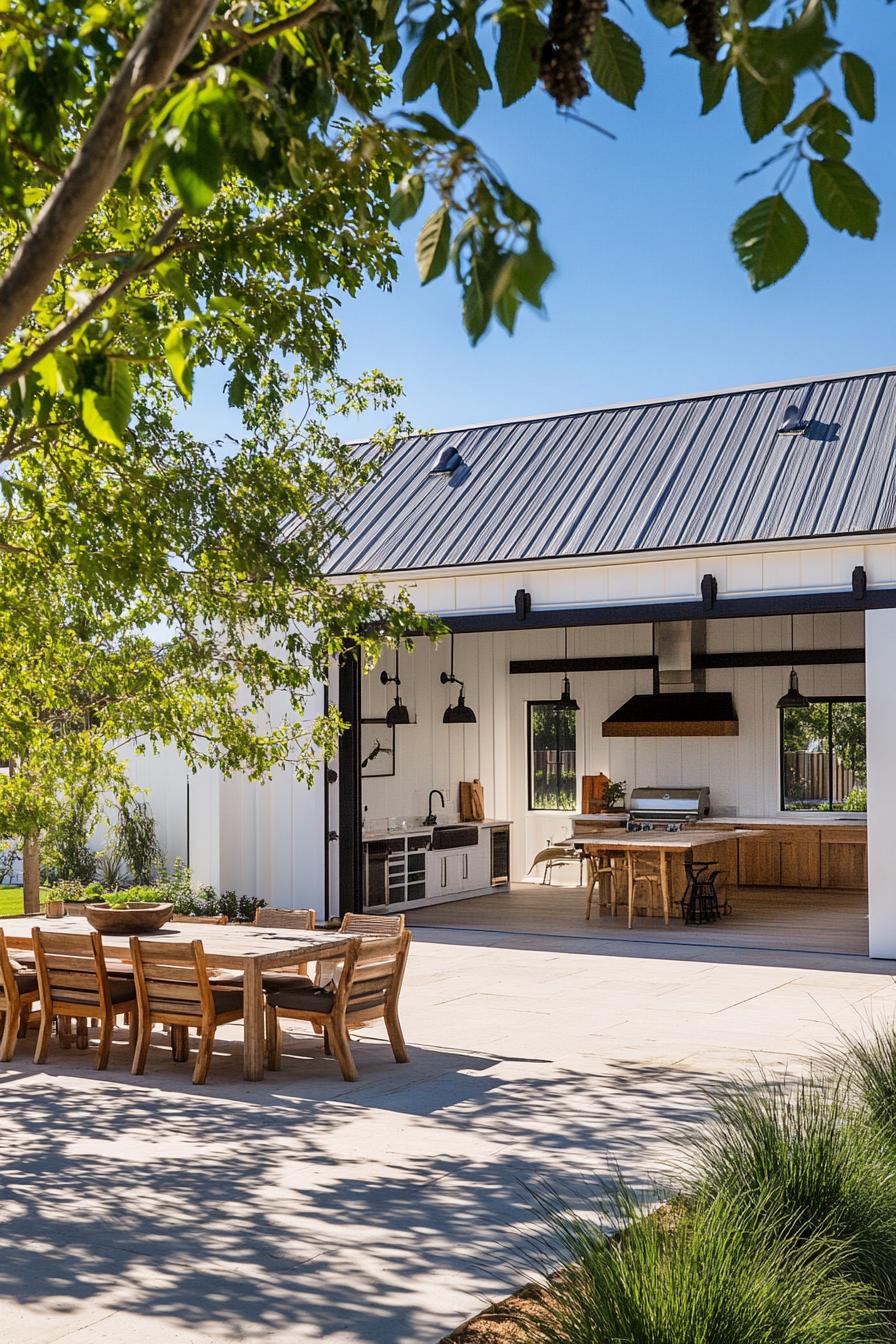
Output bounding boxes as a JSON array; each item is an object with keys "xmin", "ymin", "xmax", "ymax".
[
  {"xmin": 0, "ymin": 0, "xmax": 887, "ymax": 400},
  {"xmin": 416, "ymin": 205, "xmax": 451, "ymax": 283},
  {"xmin": 737, "ymin": 65, "xmax": 795, "ymax": 143},
  {"xmin": 438, "ymin": 46, "xmax": 481, "ymax": 125},
  {"xmin": 587, "ymin": 17, "xmax": 645, "ymax": 109},
  {"xmin": 810, "ymin": 160, "xmax": 880, "ymax": 238},
  {"xmin": 495, "ymin": 13, "xmax": 544, "ymax": 107},
  {"xmin": 81, "ymin": 361, "xmax": 134, "ymax": 448},
  {"xmin": 731, "ymin": 194, "xmax": 808, "ymax": 291},
  {"xmin": 841, "ymin": 52, "xmax": 875, "ymax": 122}
]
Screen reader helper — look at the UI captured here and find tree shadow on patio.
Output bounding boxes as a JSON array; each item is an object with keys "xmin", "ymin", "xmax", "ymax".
[{"xmin": 0, "ymin": 1035, "xmax": 732, "ymax": 1344}]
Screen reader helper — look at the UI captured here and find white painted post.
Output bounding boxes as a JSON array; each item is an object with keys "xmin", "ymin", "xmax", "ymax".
[{"xmin": 865, "ymin": 608, "xmax": 896, "ymax": 959}]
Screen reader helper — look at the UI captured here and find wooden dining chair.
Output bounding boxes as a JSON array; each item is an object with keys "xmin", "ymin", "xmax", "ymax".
[
  {"xmin": 32, "ymin": 929, "xmax": 138, "ymax": 1070},
  {"xmin": 265, "ymin": 930, "xmax": 412, "ymax": 1081},
  {"xmin": 339, "ymin": 912, "xmax": 405, "ymax": 935},
  {"xmin": 177, "ymin": 914, "xmax": 229, "ymax": 925},
  {"xmin": 321, "ymin": 912, "xmax": 407, "ymax": 989},
  {"xmin": 0, "ymin": 929, "xmax": 41, "ymax": 1061},
  {"xmin": 129, "ymin": 938, "xmax": 244, "ymax": 1085}
]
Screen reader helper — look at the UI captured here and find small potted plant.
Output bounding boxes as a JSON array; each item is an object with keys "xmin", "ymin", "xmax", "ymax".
[
  {"xmin": 44, "ymin": 891, "xmax": 65, "ymax": 919},
  {"xmin": 604, "ymin": 779, "xmax": 627, "ymax": 811}
]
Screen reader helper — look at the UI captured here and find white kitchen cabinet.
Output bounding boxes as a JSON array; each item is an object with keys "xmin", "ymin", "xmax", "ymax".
[{"xmin": 425, "ymin": 840, "xmax": 491, "ymax": 897}]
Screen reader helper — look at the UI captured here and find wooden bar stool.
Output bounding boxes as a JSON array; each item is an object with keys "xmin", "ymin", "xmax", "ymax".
[
  {"xmin": 584, "ymin": 850, "xmax": 623, "ymax": 920},
  {"xmin": 626, "ymin": 852, "xmax": 670, "ymax": 928}
]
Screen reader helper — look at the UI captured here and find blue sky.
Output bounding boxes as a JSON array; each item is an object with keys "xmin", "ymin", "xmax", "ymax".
[{"xmin": 186, "ymin": 4, "xmax": 895, "ymax": 442}]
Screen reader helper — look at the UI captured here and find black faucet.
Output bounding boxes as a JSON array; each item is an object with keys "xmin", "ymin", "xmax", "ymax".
[{"xmin": 424, "ymin": 789, "xmax": 445, "ymax": 826}]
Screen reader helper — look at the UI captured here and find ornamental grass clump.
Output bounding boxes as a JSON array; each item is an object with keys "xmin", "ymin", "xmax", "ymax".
[
  {"xmin": 829, "ymin": 1022, "xmax": 896, "ymax": 1155},
  {"xmin": 694, "ymin": 1074, "xmax": 896, "ymax": 1311},
  {"xmin": 527, "ymin": 1185, "xmax": 883, "ymax": 1344}
]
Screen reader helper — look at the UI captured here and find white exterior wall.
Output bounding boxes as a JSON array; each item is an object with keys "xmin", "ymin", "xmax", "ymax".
[
  {"xmin": 110, "ymin": 689, "xmax": 330, "ymax": 918},
  {"xmin": 865, "ymin": 608, "xmax": 896, "ymax": 959}
]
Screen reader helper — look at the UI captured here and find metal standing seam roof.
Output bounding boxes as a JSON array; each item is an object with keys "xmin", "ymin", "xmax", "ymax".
[{"xmin": 317, "ymin": 366, "xmax": 896, "ymax": 576}]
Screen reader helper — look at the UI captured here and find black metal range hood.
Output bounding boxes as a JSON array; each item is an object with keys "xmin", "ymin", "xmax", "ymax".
[
  {"xmin": 602, "ymin": 691, "xmax": 739, "ymax": 738},
  {"xmin": 602, "ymin": 620, "xmax": 739, "ymax": 737}
]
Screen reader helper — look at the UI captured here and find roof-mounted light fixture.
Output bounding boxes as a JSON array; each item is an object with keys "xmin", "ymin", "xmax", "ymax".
[
  {"xmin": 776, "ymin": 614, "xmax": 810, "ymax": 710},
  {"xmin": 429, "ymin": 446, "xmax": 465, "ymax": 477},
  {"xmin": 559, "ymin": 628, "xmax": 580, "ymax": 711},
  {"xmin": 380, "ymin": 646, "xmax": 411, "ymax": 726},
  {"xmin": 440, "ymin": 633, "xmax": 476, "ymax": 724},
  {"xmin": 778, "ymin": 405, "xmax": 808, "ymax": 436}
]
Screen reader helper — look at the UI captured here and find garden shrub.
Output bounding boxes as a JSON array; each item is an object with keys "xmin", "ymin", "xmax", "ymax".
[
  {"xmin": 154, "ymin": 859, "xmax": 265, "ymax": 921},
  {"xmin": 528, "ymin": 1185, "xmax": 883, "ymax": 1344},
  {"xmin": 113, "ymin": 798, "xmax": 163, "ymax": 883},
  {"xmin": 45, "ymin": 789, "xmax": 98, "ymax": 884},
  {"xmin": 829, "ymin": 1023, "xmax": 896, "ymax": 1157},
  {"xmin": 694, "ymin": 1075, "xmax": 896, "ymax": 1308}
]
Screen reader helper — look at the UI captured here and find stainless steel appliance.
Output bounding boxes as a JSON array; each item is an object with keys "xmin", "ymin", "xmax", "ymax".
[{"xmin": 628, "ymin": 786, "xmax": 711, "ymax": 827}]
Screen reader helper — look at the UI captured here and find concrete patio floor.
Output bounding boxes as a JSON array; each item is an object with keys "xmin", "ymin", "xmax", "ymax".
[{"xmin": 2, "ymin": 927, "xmax": 896, "ymax": 1344}]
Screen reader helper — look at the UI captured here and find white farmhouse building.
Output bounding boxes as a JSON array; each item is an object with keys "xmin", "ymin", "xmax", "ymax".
[{"xmin": 139, "ymin": 365, "xmax": 896, "ymax": 959}]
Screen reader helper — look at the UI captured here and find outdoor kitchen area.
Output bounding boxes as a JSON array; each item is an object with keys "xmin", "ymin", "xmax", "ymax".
[{"xmin": 357, "ymin": 609, "xmax": 868, "ymax": 955}]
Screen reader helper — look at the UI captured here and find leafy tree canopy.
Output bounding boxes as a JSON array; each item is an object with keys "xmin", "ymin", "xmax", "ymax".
[{"xmin": 0, "ymin": 0, "xmax": 885, "ymax": 454}]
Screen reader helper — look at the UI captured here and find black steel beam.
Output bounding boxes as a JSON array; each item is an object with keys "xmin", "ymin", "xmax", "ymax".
[
  {"xmin": 337, "ymin": 653, "xmax": 363, "ymax": 916},
  {"xmin": 509, "ymin": 655, "xmax": 658, "ymax": 675},
  {"xmin": 698, "ymin": 648, "xmax": 865, "ymax": 670},
  {"xmin": 508, "ymin": 648, "xmax": 865, "ymax": 675},
  {"xmin": 442, "ymin": 586, "xmax": 896, "ymax": 634}
]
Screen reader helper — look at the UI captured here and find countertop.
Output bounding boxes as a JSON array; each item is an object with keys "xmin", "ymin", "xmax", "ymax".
[
  {"xmin": 362, "ymin": 818, "xmax": 512, "ymax": 844},
  {"xmin": 575, "ymin": 813, "xmax": 866, "ymax": 830}
]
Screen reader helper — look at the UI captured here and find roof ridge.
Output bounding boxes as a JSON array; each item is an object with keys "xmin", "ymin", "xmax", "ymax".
[{"xmin": 389, "ymin": 363, "xmax": 896, "ymax": 442}]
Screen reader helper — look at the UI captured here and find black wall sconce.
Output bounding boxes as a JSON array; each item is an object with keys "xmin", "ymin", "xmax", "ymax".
[
  {"xmin": 440, "ymin": 633, "xmax": 477, "ymax": 724},
  {"xmin": 380, "ymin": 647, "xmax": 411, "ymax": 726}
]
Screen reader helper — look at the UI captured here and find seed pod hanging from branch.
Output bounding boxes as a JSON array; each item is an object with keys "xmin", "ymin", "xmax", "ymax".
[
  {"xmin": 681, "ymin": 0, "xmax": 721, "ymax": 63},
  {"xmin": 540, "ymin": 0, "xmax": 607, "ymax": 107}
]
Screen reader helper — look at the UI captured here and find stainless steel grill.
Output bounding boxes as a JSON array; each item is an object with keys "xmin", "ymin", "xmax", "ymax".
[{"xmin": 628, "ymin": 786, "xmax": 711, "ymax": 825}]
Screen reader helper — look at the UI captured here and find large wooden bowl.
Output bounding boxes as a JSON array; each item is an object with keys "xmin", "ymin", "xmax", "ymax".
[{"xmin": 84, "ymin": 902, "xmax": 174, "ymax": 936}]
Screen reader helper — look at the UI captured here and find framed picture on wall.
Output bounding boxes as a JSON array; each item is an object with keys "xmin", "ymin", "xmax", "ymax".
[{"xmin": 360, "ymin": 719, "xmax": 396, "ymax": 778}]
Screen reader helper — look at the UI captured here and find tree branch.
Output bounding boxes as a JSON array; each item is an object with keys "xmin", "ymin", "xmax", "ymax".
[
  {"xmin": 0, "ymin": 0, "xmax": 217, "ymax": 346},
  {"xmin": 195, "ymin": 1, "xmax": 337, "ymax": 72},
  {"xmin": 0, "ymin": 211, "xmax": 184, "ymax": 393}
]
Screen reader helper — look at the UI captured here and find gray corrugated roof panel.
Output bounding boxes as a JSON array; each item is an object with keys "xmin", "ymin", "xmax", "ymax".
[{"xmin": 317, "ymin": 367, "xmax": 896, "ymax": 575}]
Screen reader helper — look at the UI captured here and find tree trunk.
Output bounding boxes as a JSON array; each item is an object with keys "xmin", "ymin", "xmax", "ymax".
[{"xmin": 22, "ymin": 831, "xmax": 40, "ymax": 914}]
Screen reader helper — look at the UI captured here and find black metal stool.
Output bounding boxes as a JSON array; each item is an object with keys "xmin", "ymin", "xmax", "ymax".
[{"xmin": 681, "ymin": 859, "xmax": 722, "ymax": 925}]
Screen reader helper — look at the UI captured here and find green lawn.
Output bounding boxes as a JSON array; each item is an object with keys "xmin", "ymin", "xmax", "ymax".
[
  {"xmin": 0, "ymin": 887, "xmax": 24, "ymax": 916},
  {"xmin": 0, "ymin": 887, "xmax": 51, "ymax": 917}
]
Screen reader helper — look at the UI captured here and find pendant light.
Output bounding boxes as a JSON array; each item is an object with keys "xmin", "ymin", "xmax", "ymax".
[
  {"xmin": 776, "ymin": 614, "xmax": 810, "ymax": 710},
  {"xmin": 559, "ymin": 628, "xmax": 580, "ymax": 710},
  {"xmin": 380, "ymin": 646, "xmax": 411, "ymax": 726},
  {"xmin": 440, "ymin": 633, "xmax": 477, "ymax": 724}
]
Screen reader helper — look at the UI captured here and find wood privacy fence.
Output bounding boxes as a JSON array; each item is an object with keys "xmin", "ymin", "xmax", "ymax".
[{"xmin": 784, "ymin": 751, "xmax": 859, "ymax": 804}]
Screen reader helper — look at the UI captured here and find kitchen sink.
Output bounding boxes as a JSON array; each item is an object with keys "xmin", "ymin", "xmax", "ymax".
[{"xmin": 430, "ymin": 825, "xmax": 479, "ymax": 850}]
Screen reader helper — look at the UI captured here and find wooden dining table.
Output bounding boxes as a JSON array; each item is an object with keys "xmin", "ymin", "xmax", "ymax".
[{"xmin": 1, "ymin": 915, "xmax": 359, "ymax": 1081}]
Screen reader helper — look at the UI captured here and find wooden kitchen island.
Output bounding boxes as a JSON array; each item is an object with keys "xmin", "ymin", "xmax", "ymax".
[
  {"xmin": 580, "ymin": 828, "xmax": 761, "ymax": 923},
  {"xmin": 574, "ymin": 817, "xmax": 867, "ymax": 922}
]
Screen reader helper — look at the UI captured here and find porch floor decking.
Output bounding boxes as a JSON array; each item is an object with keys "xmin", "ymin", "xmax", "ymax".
[{"xmin": 407, "ymin": 883, "xmax": 870, "ymax": 958}]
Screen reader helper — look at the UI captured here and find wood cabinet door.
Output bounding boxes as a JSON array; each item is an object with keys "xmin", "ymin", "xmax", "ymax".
[
  {"xmin": 820, "ymin": 842, "xmax": 868, "ymax": 890},
  {"xmin": 779, "ymin": 840, "xmax": 821, "ymax": 888},
  {"xmin": 738, "ymin": 837, "xmax": 781, "ymax": 887}
]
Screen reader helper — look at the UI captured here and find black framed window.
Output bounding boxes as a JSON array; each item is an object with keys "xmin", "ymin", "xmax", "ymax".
[
  {"xmin": 780, "ymin": 696, "xmax": 866, "ymax": 812},
  {"xmin": 528, "ymin": 701, "xmax": 577, "ymax": 810}
]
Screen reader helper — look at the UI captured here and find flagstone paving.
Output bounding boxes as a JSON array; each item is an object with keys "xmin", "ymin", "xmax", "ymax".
[{"xmin": 2, "ymin": 926, "xmax": 895, "ymax": 1344}]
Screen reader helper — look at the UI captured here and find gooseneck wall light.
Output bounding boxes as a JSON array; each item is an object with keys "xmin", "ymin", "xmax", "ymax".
[
  {"xmin": 440, "ymin": 633, "xmax": 477, "ymax": 724},
  {"xmin": 381, "ymin": 646, "xmax": 411, "ymax": 726}
]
